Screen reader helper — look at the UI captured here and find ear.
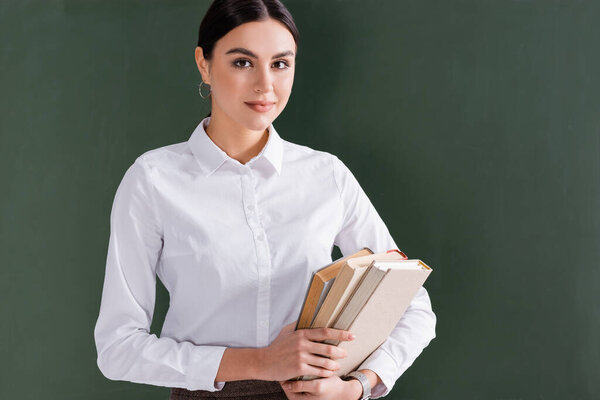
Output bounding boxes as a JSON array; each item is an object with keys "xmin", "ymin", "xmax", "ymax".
[{"xmin": 195, "ymin": 46, "xmax": 211, "ymax": 85}]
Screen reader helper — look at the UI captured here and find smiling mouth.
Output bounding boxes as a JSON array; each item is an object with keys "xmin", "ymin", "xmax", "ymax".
[{"xmin": 245, "ymin": 102, "xmax": 275, "ymax": 113}]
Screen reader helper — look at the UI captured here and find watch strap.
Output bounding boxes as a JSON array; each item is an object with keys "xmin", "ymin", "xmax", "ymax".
[{"xmin": 342, "ymin": 371, "xmax": 371, "ymax": 400}]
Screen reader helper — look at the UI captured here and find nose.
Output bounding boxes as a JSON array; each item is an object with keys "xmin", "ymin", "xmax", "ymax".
[{"xmin": 254, "ymin": 64, "xmax": 274, "ymax": 93}]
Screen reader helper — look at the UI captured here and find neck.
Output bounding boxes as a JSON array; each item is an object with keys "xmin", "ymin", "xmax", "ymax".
[{"xmin": 205, "ymin": 111, "xmax": 269, "ymax": 165}]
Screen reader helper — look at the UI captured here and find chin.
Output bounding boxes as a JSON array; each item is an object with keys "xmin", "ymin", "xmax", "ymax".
[{"xmin": 240, "ymin": 112, "xmax": 275, "ymax": 132}]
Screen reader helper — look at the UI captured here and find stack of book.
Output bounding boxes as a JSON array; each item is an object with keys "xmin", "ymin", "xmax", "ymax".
[{"xmin": 292, "ymin": 247, "xmax": 432, "ymax": 381}]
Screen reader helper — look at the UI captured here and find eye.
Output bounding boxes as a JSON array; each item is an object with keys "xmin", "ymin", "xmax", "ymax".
[
  {"xmin": 231, "ymin": 58, "xmax": 291, "ymax": 70},
  {"xmin": 232, "ymin": 58, "xmax": 252, "ymax": 69},
  {"xmin": 273, "ymin": 60, "xmax": 290, "ymax": 69}
]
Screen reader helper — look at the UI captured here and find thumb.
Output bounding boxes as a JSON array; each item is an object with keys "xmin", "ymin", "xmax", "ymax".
[{"xmin": 282, "ymin": 320, "xmax": 297, "ymax": 333}]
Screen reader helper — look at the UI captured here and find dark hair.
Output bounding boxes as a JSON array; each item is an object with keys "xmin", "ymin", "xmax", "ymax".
[{"xmin": 197, "ymin": 0, "xmax": 299, "ymax": 118}]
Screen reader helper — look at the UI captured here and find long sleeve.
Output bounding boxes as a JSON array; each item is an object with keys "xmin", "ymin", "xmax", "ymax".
[
  {"xmin": 93, "ymin": 156, "xmax": 227, "ymax": 391},
  {"xmin": 331, "ymin": 155, "xmax": 437, "ymax": 398}
]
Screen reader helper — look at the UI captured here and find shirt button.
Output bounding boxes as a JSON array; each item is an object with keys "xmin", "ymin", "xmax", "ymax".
[
  {"xmin": 257, "ymin": 233, "xmax": 264, "ymax": 241},
  {"xmin": 259, "ymin": 320, "xmax": 267, "ymax": 327},
  {"xmin": 247, "ymin": 205, "xmax": 254, "ymax": 212}
]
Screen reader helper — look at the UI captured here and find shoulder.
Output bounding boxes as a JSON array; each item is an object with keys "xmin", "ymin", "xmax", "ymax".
[
  {"xmin": 133, "ymin": 140, "xmax": 195, "ymax": 174},
  {"xmin": 279, "ymin": 139, "xmax": 356, "ymax": 190},
  {"xmin": 281, "ymin": 138, "xmax": 342, "ymax": 170}
]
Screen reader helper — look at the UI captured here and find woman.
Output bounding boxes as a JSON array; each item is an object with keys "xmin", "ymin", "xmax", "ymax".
[{"xmin": 93, "ymin": 1, "xmax": 437, "ymax": 399}]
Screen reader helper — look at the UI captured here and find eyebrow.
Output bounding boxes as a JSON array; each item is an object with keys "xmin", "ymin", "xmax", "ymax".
[{"xmin": 225, "ymin": 47, "xmax": 295, "ymax": 59}]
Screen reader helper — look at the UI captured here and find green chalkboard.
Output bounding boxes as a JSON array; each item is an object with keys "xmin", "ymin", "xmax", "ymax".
[{"xmin": 1, "ymin": 1, "xmax": 598, "ymax": 399}]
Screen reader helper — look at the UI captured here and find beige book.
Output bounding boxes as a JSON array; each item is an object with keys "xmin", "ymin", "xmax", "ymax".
[
  {"xmin": 299, "ymin": 258, "xmax": 432, "ymax": 380},
  {"xmin": 295, "ymin": 247, "xmax": 373, "ymax": 330},
  {"xmin": 310, "ymin": 251, "xmax": 408, "ymax": 330}
]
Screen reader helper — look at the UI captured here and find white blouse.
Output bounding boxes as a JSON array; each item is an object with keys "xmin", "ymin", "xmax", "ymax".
[{"xmin": 93, "ymin": 116, "xmax": 436, "ymax": 398}]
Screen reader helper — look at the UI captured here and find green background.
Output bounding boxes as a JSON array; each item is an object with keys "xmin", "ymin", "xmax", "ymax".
[{"xmin": 1, "ymin": 0, "xmax": 598, "ymax": 399}]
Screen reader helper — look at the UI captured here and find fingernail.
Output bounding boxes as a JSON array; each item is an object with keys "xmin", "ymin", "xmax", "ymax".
[{"xmin": 349, "ymin": 333, "xmax": 356, "ymax": 340}]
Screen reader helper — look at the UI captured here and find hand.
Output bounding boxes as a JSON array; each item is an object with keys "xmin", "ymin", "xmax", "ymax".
[
  {"xmin": 258, "ymin": 320, "xmax": 355, "ymax": 382},
  {"xmin": 277, "ymin": 375, "xmax": 361, "ymax": 400}
]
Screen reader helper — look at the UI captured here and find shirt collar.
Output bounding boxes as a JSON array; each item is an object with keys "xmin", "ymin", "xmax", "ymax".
[{"xmin": 188, "ymin": 116, "xmax": 283, "ymax": 176}]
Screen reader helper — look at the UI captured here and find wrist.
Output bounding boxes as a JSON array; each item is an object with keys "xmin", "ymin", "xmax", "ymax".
[
  {"xmin": 215, "ymin": 347, "xmax": 265, "ymax": 382},
  {"xmin": 252, "ymin": 347, "xmax": 266, "ymax": 380},
  {"xmin": 345, "ymin": 378, "xmax": 364, "ymax": 400},
  {"xmin": 358, "ymin": 369, "xmax": 381, "ymax": 390},
  {"xmin": 342, "ymin": 371, "xmax": 371, "ymax": 399}
]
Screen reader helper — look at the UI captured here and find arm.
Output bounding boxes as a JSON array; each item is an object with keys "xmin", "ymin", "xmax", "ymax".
[
  {"xmin": 214, "ymin": 348, "xmax": 264, "ymax": 382},
  {"xmin": 344, "ymin": 370, "xmax": 382, "ymax": 400},
  {"xmin": 331, "ymin": 155, "xmax": 437, "ymax": 399},
  {"xmin": 94, "ymin": 156, "xmax": 229, "ymax": 391}
]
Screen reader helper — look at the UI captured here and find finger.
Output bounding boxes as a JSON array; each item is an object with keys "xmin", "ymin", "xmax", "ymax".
[
  {"xmin": 306, "ymin": 354, "xmax": 340, "ymax": 373},
  {"xmin": 282, "ymin": 320, "xmax": 297, "ymax": 333},
  {"xmin": 305, "ymin": 327, "xmax": 354, "ymax": 343},
  {"xmin": 286, "ymin": 378, "xmax": 321, "ymax": 395},
  {"xmin": 280, "ymin": 384, "xmax": 292, "ymax": 400},
  {"xmin": 281, "ymin": 381, "xmax": 299, "ymax": 399},
  {"xmin": 309, "ymin": 341, "xmax": 348, "ymax": 360},
  {"xmin": 284, "ymin": 379, "xmax": 304, "ymax": 393},
  {"xmin": 301, "ymin": 360, "xmax": 336, "ymax": 378}
]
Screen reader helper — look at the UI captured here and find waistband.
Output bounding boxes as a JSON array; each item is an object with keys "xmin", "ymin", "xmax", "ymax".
[{"xmin": 170, "ymin": 379, "xmax": 285, "ymax": 398}]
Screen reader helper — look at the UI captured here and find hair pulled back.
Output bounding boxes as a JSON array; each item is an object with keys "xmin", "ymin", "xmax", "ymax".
[{"xmin": 197, "ymin": 0, "xmax": 299, "ymax": 118}]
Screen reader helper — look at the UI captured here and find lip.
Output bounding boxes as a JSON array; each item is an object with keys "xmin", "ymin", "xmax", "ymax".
[{"xmin": 245, "ymin": 101, "xmax": 275, "ymax": 113}]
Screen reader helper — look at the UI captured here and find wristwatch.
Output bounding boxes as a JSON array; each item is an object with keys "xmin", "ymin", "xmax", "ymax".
[{"xmin": 341, "ymin": 371, "xmax": 371, "ymax": 400}]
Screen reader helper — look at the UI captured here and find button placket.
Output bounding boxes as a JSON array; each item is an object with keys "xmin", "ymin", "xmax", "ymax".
[{"xmin": 241, "ymin": 167, "xmax": 272, "ymax": 347}]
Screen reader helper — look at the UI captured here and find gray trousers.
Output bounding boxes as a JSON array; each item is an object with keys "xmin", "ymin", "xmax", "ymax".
[{"xmin": 170, "ymin": 379, "xmax": 288, "ymax": 400}]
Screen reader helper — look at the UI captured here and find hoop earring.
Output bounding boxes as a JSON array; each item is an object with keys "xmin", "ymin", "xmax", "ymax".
[{"xmin": 199, "ymin": 81, "xmax": 211, "ymax": 98}]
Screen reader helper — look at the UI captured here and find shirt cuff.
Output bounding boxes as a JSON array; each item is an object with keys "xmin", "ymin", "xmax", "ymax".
[
  {"xmin": 185, "ymin": 345, "xmax": 228, "ymax": 391},
  {"xmin": 357, "ymin": 347, "xmax": 398, "ymax": 398}
]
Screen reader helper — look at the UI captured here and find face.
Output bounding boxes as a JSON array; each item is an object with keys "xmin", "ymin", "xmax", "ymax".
[{"xmin": 195, "ymin": 18, "xmax": 296, "ymax": 133}]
